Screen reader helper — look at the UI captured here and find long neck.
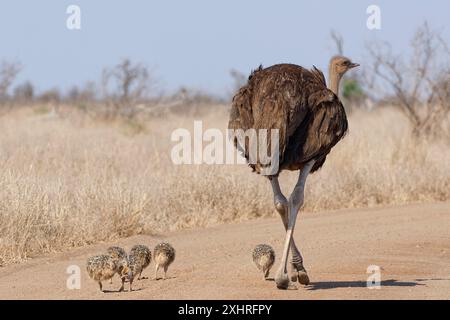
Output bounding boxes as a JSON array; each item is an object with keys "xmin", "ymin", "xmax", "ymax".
[{"xmin": 328, "ymin": 67, "xmax": 342, "ymax": 96}]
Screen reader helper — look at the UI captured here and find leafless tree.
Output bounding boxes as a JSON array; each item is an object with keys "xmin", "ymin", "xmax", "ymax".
[
  {"xmin": 67, "ymin": 81, "xmax": 97, "ymax": 104},
  {"xmin": 101, "ymin": 58, "xmax": 155, "ymax": 118},
  {"xmin": 229, "ymin": 68, "xmax": 247, "ymax": 97},
  {"xmin": 0, "ymin": 60, "xmax": 21, "ymax": 103},
  {"xmin": 366, "ymin": 22, "xmax": 450, "ymax": 137},
  {"xmin": 330, "ymin": 30, "xmax": 344, "ymax": 56},
  {"xmin": 39, "ymin": 88, "xmax": 61, "ymax": 104},
  {"xmin": 13, "ymin": 81, "xmax": 34, "ymax": 103}
]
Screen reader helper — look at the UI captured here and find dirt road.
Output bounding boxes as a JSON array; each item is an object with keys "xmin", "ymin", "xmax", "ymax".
[{"xmin": 1, "ymin": 202, "xmax": 450, "ymax": 299}]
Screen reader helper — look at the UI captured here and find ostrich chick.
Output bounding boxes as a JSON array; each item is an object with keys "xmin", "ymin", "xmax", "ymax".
[
  {"xmin": 86, "ymin": 254, "xmax": 129, "ymax": 292},
  {"xmin": 252, "ymin": 244, "xmax": 275, "ymax": 280},
  {"xmin": 154, "ymin": 242, "xmax": 176, "ymax": 280},
  {"xmin": 129, "ymin": 244, "xmax": 152, "ymax": 280},
  {"xmin": 126, "ymin": 250, "xmax": 150, "ymax": 291},
  {"xmin": 106, "ymin": 246, "xmax": 127, "ymax": 284}
]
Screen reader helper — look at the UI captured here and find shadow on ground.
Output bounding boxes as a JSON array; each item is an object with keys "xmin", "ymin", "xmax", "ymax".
[
  {"xmin": 102, "ymin": 288, "xmax": 144, "ymax": 293},
  {"xmin": 307, "ymin": 279, "xmax": 425, "ymax": 290},
  {"xmin": 415, "ymin": 278, "xmax": 450, "ymax": 282}
]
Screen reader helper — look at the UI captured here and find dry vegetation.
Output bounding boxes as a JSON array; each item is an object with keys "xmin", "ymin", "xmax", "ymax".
[
  {"xmin": 1, "ymin": 23, "xmax": 450, "ymax": 267},
  {"xmin": 1, "ymin": 105, "xmax": 449, "ymax": 266}
]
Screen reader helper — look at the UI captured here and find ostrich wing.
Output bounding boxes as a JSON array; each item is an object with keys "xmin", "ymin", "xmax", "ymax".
[
  {"xmin": 228, "ymin": 64, "xmax": 342, "ymax": 174},
  {"xmin": 282, "ymin": 93, "xmax": 348, "ymax": 172}
]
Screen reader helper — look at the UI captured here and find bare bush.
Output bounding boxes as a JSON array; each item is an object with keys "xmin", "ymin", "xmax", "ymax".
[
  {"xmin": 142, "ymin": 87, "xmax": 224, "ymax": 118},
  {"xmin": 39, "ymin": 88, "xmax": 61, "ymax": 103},
  {"xmin": 101, "ymin": 58, "xmax": 155, "ymax": 118},
  {"xmin": 229, "ymin": 69, "xmax": 247, "ymax": 98},
  {"xmin": 13, "ymin": 81, "xmax": 34, "ymax": 104},
  {"xmin": 0, "ymin": 60, "xmax": 21, "ymax": 104},
  {"xmin": 0, "ymin": 106, "xmax": 449, "ymax": 264},
  {"xmin": 366, "ymin": 22, "xmax": 450, "ymax": 137},
  {"xmin": 66, "ymin": 81, "xmax": 98, "ymax": 111},
  {"xmin": 330, "ymin": 30, "xmax": 344, "ymax": 56}
]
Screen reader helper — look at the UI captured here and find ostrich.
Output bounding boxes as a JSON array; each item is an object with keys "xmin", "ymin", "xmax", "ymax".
[
  {"xmin": 86, "ymin": 254, "xmax": 129, "ymax": 292},
  {"xmin": 153, "ymin": 242, "xmax": 176, "ymax": 280},
  {"xmin": 129, "ymin": 244, "xmax": 152, "ymax": 280},
  {"xmin": 228, "ymin": 56, "xmax": 359, "ymax": 289},
  {"xmin": 106, "ymin": 246, "xmax": 127, "ymax": 284},
  {"xmin": 252, "ymin": 244, "xmax": 276, "ymax": 280}
]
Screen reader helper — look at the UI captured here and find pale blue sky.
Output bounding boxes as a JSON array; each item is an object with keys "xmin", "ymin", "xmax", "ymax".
[{"xmin": 0, "ymin": 1, "xmax": 449, "ymax": 96}]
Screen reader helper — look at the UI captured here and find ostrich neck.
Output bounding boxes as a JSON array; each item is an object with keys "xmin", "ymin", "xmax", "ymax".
[{"xmin": 328, "ymin": 69, "xmax": 342, "ymax": 96}]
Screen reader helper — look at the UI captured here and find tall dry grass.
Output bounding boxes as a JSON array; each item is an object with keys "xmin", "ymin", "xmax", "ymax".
[{"xmin": 1, "ymin": 105, "xmax": 449, "ymax": 265}]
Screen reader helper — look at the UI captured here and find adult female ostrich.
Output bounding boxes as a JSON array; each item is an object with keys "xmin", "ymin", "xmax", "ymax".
[{"xmin": 228, "ymin": 56, "xmax": 359, "ymax": 289}]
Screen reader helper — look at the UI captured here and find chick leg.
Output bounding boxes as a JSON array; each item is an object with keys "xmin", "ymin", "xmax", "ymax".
[
  {"xmin": 155, "ymin": 264, "xmax": 159, "ymax": 280},
  {"xmin": 119, "ymin": 278, "xmax": 125, "ymax": 292},
  {"xmin": 264, "ymin": 268, "xmax": 270, "ymax": 280}
]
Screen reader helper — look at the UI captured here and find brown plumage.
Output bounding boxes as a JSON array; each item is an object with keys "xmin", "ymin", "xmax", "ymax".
[
  {"xmin": 126, "ymin": 252, "xmax": 143, "ymax": 292},
  {"xmin": 86, "ymin": 254, "xmax": 129, "ymax": 292},
  {"xmin": 106, "ymin": 246, "xmax": 127, "ymax": 284},
  {"xmin": 153, "ymin": 242, "xmax": 175, "ymax": 280},
  {"xmin": 228, "ymin": 56, "xmax": 359, "ymax": 290},
  {"xmin": 107, "ymin": 246, "xmax": 127, "ymax": 261},
  {"xmin": 129, "ymin": 244, "xmax": 152, "ymax": 280},
  {"xmin": 229, "ymin": 61, "xmax": 351, "ymax": 174},
  {"xmin": 252, "ymin": 244, "xmax": 275, "ymax": 280}
]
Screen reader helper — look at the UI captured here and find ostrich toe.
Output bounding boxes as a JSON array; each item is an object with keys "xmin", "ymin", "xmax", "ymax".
[
  {"xmin": 275, "ymin": 271, "xmax": 297, "ymax": 290},
  {"xmin": 289, "ymin": 263, "xmax": 298, "ymax": 282},
  {"xmin": 297, "ymin": 270, "xmax": 310, "ymax": 285}
]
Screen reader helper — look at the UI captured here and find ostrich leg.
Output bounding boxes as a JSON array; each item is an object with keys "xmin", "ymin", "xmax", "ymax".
[
  {"xmin": 274, "ymin": 160, "xmax": 314, "ymax": 290},
  {"xmin": 270, "ymin": 177, "xmax": 309, "ymax": 285}
]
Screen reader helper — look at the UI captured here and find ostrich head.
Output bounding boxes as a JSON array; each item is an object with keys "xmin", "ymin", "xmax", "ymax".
[
  {"xmin": 330, "ymin": 56, "xmax": 359, "ymax": 75},
  {"xmin": 328, "ymin": 56, "xmax": 359, "ymax": 96}
]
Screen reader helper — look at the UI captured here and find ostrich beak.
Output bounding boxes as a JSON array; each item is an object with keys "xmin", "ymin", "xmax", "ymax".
[{"xmin": 349, "ymin": 62, "xmax": 360, "ymax": 69}]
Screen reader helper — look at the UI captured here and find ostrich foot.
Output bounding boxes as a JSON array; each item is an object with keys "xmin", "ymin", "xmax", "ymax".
[
  {"xmin": 297, "ymin": 270, "xmax": 310, "ymax": 285},
  {"xmin": 275, "ymin": 271, "xmax": 297, "ymax": 290},
  {"xmin": 289, "ymin": 262, "xmax": 298, "ymax": 282},
  {"xmin": 290, "ymin": 263, "xmax": 310, "ymax": 285}
]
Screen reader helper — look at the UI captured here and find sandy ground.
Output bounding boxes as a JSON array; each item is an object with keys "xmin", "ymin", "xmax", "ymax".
[{"xmin": 1, "ymin": 202, "xmax": 450, "ymax": 300}]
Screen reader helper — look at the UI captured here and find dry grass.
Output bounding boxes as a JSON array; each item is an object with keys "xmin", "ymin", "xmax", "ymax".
[{"xmin": 1, "ymin": 105, "xmax": 449, "ymax": 266}]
